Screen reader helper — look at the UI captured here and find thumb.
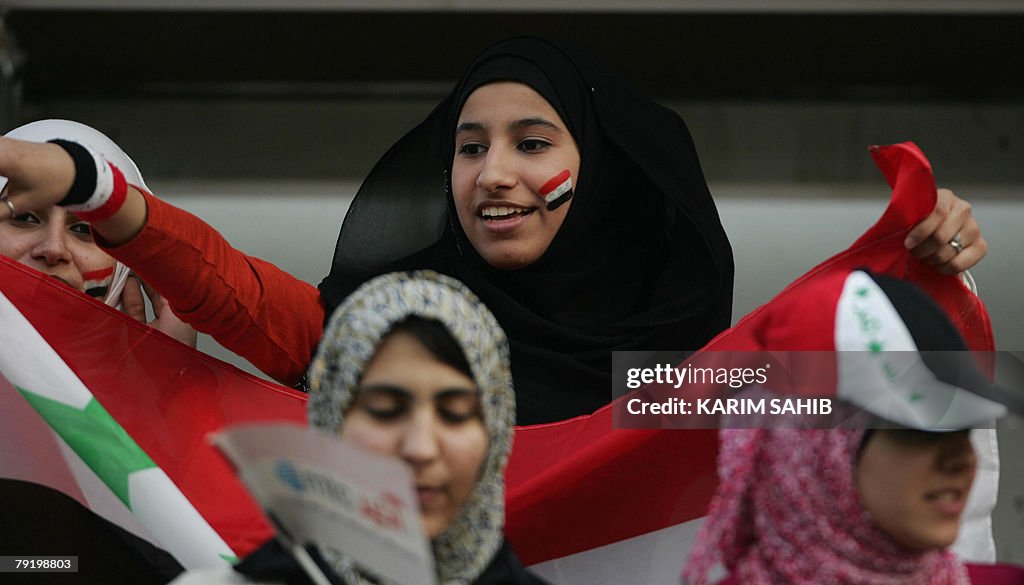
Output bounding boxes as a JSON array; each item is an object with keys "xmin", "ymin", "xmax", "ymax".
[{"xmin": 120, "ymin": 276, "xmax": 147, "ymax": 323}]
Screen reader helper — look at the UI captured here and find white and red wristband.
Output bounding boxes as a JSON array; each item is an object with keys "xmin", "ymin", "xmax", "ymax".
[{"xmin": 48, "ymin": 139, "xmax": 128, "ymax": 222}]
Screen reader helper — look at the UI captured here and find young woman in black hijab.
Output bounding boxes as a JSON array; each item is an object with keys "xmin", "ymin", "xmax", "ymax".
[
  {"xmin": 0, "ymin": 37, "xmax": 986, "ymax": 425},
  {"xmin": 321, "ymin": 37, "xmax": 735, "ymax": 424}
]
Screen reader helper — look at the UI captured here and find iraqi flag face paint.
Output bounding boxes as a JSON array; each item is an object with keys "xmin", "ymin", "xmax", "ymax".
[
  {"xmin": 82, "ymin": 267, "xmax": 115, "ymax": 299},
  {"xmin": 540, "ymin": 169, "xmax": 574, "ymax": 211}
]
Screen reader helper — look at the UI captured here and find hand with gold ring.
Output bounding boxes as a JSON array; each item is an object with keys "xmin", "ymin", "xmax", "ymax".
[
  {"xmin": 903, "ymin": 188, "xmax": 987, "ymax": 275},
  {"xmin": 0, "ymin": 137, "xmax": 76, "ymax": 219}
]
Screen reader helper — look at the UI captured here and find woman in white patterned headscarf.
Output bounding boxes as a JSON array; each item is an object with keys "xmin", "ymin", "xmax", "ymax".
[{"xmin": 175, "ymin": 270, "xmax": 547, "ymax": 585}]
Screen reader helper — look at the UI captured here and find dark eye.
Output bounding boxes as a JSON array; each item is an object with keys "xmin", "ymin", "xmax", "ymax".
[
  {"xmin": 518, "ymin": 139, "xmax": 550, "ymax": 153},
  {"xmin": 353, "ymin": 390, "xmax": 408, "ymax": 421},
  {"xmin": 69, "ymin": 223, "xmax": 93, "ymax": 238},
  {"xmin": 11, "ymin": 212, "xmax": 40, "ymax": 225},
  {"xmin": 437, "ymin": 393, "xmax": 481, "ymax": 424},
  {"xmin": 458, "ymin": 143, "xmax": 487, "ymax": 157},
  {"xmin": 883, "ymin": 428, "xmax": 944, "ymax": 446},
  {"xmin": 365, "ymin": 406, "xmax": 404, "ymax": 421},
  {"xmin": 439, "ymin": 409, "xmax": 478, "ymax": 424}
]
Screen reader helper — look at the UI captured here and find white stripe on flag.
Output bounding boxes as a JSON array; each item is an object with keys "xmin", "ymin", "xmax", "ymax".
[
  {"xmin": 529, "ymin": 518, "xmax": 704, "ymax": 585},
  {"xmin": 0, "ymin": 292, "xmax": 92, "ymax": 409},
  {"xmin": 130, "ymin": 468, "xmax": 242, "ymax": 568},
  {"xmin": 57, "ymin": 437, "xmax": 152, "ymax": 540}
]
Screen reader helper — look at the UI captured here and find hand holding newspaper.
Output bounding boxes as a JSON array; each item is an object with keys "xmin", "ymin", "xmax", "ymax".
[{"xmin": 213, "ymin": 423, "xmax": 438, "ymax": 585}]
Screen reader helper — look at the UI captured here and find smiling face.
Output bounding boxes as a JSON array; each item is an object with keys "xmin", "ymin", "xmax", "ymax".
[
  {"xmin": 340, "ymin": 329, "xmax": 488, "ymax": 540},
  {"xmin": 856, "ymin": 429, "xmax": 977, "ymax": 551},
  {"xmin": 451, "ymin": 81, "xmax": 581, "ymax": 270},
  {"xmin": 0, "ymin": 206, "xmax": 116, "ymax": 296}
]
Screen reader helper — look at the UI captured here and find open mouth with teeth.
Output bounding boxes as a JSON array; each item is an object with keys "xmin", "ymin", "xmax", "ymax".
[
  {"xmin": 926, "ymin": 489, "xmax": 962, "ymax": 502},
  {"xmin": 480, "ymin": 206, "xmax": 536, "ymax": 221},
  {"xmin": 925, "ymin": 488, "xmax": 968, "ymax": 516}
]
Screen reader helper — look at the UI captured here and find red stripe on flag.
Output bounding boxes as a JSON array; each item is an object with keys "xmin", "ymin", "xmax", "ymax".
[
  {"xmin": 539, "ymin": 169, "xmax": 572, "ymax": 196},
  {"xmin": 507, "ymin": 419, "xmax": 718, "ymax": 565}
]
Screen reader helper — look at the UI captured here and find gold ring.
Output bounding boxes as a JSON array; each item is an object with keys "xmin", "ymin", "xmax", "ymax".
[
  {"xmin": 2, "ymin": 198, "xmax": 15, "ymax": 220},
  {"xmin": 949, "ymin": 232, "xmax": 964, "ymax": 254}
]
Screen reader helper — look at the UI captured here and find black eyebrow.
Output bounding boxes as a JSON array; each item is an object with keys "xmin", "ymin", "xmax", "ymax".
[
  {"xmin": 356, "ymin": 385, "xmax": 411, "ymax": 399},
  {"xmin": 455, "ymin": 118, "xmax": 563, "ymax": 135},
  {"xmin": 434, "ymin": 388, "xmax": 479, "ymax": 400},
  {"xmin": 455, "ymin": 121, "xmax": 484, "ymax": 134},
  {"xmin": 355, "ymin": 385, "xmax": 478, "ymax": 400},
  {"xmin": 510, "ymin": 117, "xmax": 563, "ymax": 133}
]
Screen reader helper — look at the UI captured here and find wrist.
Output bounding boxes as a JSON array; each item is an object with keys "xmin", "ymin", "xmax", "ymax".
[{"xmin": 48, "ymin": 139, "xmax": 128, "ymax": 222}]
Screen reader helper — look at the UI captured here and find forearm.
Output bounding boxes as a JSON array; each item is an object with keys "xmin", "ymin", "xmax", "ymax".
[
  {"xmin": 91, "ymin": 185, "xmax": 148, "ymax": 245},
  {"xmin": 99, "ymin": 191, "xmax": 326, "ymax": 385}
]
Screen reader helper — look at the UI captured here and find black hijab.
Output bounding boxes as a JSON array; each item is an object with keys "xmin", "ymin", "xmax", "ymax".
[{"xmin": 320, "ymin": 37, "xmax": 734, "ymax": 425}]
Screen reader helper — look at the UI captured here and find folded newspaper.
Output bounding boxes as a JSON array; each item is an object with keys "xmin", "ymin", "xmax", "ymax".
[{"xmin": 213, "ymin": 423, "xmax": 437, "ymax": 585}]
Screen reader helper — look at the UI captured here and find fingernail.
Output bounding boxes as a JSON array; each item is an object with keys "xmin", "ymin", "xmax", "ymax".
[{"xmin": 904, "ymin": 235, "xmax": 917, "ymax": 248}]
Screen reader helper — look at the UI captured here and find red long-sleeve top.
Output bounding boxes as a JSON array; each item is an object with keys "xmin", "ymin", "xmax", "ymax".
[{"xmin": 100, "ymin": 191, "xmax": 325, "ymax": 386}]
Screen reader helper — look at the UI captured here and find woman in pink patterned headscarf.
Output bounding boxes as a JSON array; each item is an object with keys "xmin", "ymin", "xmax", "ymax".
[
  {"xmin": 684, "ymin": 427, "xmax": 983, "ymax": 585},
  {"xmin": 682, "ymin": 269, "xmax": 1024, "ymax": 585}
]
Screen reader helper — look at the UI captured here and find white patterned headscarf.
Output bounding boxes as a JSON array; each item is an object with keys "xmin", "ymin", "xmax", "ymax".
[{"xmin": 308, "ymin": 270, "xmax": 515, "ymax": 585}]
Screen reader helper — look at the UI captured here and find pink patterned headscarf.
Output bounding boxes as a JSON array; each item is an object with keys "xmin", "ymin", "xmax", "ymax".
[{"xmin": 682, "ymin": 428, "xmax": 969, "ymax": 585}]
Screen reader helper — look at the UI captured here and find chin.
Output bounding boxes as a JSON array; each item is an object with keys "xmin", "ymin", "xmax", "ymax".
[
  {"xmin": 491, "ymin": 259, "xmax": 531, "ymax": 271},
  {"xmin": 481, "ymin": 250, "xmax": 536, "ymax": 271},
  {"xmin": 423, "ymin": 518, "xmax": 447, "ymax": 541},
  {"xmin": 929, "ymin": 529, "xmax": 961, "ymax": 550},
  {"xmin": 899, "ymin": 525, "xmax": 961, "ymax": 552}
]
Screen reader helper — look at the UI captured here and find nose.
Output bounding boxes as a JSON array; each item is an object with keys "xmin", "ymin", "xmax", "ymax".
[
  {"xmin": 475, "ymin": 147, "xmax": 517, "ymax": 193},
  {"xmin": 399, "ymin": 411, "xmax": 441, "ymax": 467},
  {"xmin": 31, "ymin": 222, "xmax": 73, "ymax": 267}
]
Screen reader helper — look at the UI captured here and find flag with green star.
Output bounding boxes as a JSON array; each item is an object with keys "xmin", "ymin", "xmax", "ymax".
[{"xmin": 0, "ymin": 289, "xmax": 235, "ymax": 570}]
